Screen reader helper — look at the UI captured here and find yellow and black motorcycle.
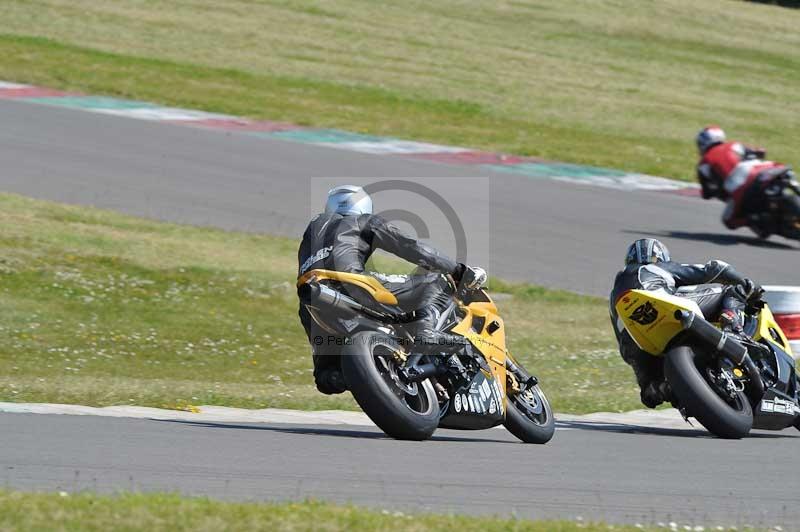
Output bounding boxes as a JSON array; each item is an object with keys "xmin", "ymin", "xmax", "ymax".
[
  {"xmin": 616, "ymin": 288, "xmax": 800, "ymax": 438},
  {"xmin": 297, "ymin": 269, "xmax": 555, "ymax": 443}
]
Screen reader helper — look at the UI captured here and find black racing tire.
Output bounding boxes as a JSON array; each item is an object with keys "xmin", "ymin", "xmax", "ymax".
[
  {"xmin": 749, "ymin": 226, "xmax": 771, "ymax": 240},
  {"xmin": 341, "ymin": 331, "xmax": 439, "ymax": 441},
  {"xmin": 664, "ymin": 345, "xmax": 753, "ymax": 439},
  {"xmin": 780, "ymin": 221, "xmax": 800, "ymax": 241},
  {"xmin": 503, "ymin": 385, "xmax": 555, "ymax": 444},
  {"xmin": 779, "ymin": 194, "xmax": 800, "ymax": 240}
]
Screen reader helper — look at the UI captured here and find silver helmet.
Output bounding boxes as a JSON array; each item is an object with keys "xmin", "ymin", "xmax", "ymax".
[{"xmin": 324, "ymin": 185, "xmax": 373, "ymax": 216}]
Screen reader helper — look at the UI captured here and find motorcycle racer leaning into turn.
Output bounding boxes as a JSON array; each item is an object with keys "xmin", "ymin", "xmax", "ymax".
[
  {"xmin": 695, "ymin": 125, "xmax": 794, "ymax": 234},
  {"xmin": 297, "ymin": 185, "xmax": 487, "ymax": 395},
  {"xmin": 609, "ymin": 238, "xmax": 763, "ymax": 409}
]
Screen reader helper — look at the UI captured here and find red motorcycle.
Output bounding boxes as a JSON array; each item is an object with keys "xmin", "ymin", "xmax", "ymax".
[{"xmin": 738, "ymin": 168, "xmax": 800, "ymax": 240}]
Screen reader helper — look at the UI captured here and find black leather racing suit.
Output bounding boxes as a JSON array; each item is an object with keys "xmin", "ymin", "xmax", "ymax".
[
  {"xmin": 298, "ymin": 212, "xmax": 462, "ymax": 393},
  {"xmin": 609, "ymin": 260, "xmax": 749, "ymax": 407}
]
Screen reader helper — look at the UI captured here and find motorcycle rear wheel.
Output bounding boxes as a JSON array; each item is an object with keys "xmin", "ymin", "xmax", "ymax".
[
  {"xmin": 664, "ymin": 345, "xmax": 753, "ymax": 439},
  {"xmin": 503, "ymin": 385, "xmax": 555, "ymax": 444},
  {"xmin": 341, "ymin": 331, "xmax": 440, "ymax": 441}
]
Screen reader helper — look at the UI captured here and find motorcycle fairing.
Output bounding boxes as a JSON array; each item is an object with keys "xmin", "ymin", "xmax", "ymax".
[
  {"xmin": 750, "ymin": 303, "xmax": 793, "ymax": 356},
  {"xmin": 439, "ymin": 370, "xmax": 505, "ymax": 430},
  {"xmin": 744, "ymin": 301, "xmax": 800, "ymax": 429},
  {"xmin": 752, "ymin": 332, "xmax": 800, "ymax": 430},
  {"xmin": 449, "ymin": 294, "xmax": 509, "ymax": 406}
]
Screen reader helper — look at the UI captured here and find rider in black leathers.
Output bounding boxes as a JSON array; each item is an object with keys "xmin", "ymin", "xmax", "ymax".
[
  {"xmin": 609, "ymin": 238, "xmax": 762, "ymax": 408},
  {"xmin": 298, "ymin": 185, "xmax": 486, "ymax": 394}
]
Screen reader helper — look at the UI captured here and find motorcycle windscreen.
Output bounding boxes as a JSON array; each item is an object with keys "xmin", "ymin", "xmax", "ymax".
[
  {"xmin": 616, "ymin": 289, "xmax": 703, "ymax": 355},
  {"xmin": 439, "ymin": 371, "xmax": 505, "ymax": 430}
]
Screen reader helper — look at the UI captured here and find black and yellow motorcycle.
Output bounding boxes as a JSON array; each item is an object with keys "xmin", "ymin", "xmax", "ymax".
[
  {"xmin": 616, "ymin": 288, "xmax": 800, "ymax": 438},
  {"xmin": 298, "ymin": 269, "xmax": 555, "ymax": 443}
]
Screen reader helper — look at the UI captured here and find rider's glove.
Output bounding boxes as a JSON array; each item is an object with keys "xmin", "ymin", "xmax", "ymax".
[
  {"xmin": 744, "ymin": 147, "xmax": 766, "ymax": 160},
  {"xmin": 737, "ymin": 278, "xmax": 764, "ymax": 303},
  {"xmin": 462, "ymin": 265, "xmax": 487, "ymax": 290}
]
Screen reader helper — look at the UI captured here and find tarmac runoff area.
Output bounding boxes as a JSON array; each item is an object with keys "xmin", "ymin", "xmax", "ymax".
[
  {"xmin": 2, "ymin": 402, "xmax": 799, "ymax": 529},
  {"xmin": 0, "ymin": 401, "xmax": 693, "ymax": 430}
]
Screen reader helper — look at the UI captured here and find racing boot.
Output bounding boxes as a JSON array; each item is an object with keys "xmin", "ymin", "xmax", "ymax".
[
  {"xmin": 414, "ymin": 329, "xmax": 469, "ymax": 353},
  {"xmin": 314, "ymin": 368, "xmax": 348, "ymax": 395},
  {"xmin": 641, "ymin": 380, "xmax": 671, "ymax": 409},
  {"xmin": 720, "ymin": 309, "xmax": 747, "ymax": 340},
  {"xmin": 313, "ymin": 350, "xmax": 348, "ymax": 395}
]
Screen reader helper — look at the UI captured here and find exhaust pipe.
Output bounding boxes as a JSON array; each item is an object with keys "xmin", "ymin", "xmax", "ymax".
[
  {"xmin": 675, "ymin": 310, "xmax": 747, "ymax": 363},
  {"xmin": 675, "ymin": 310, "xmax": 765, "ymax": 401},
  {"xmin": 298, "ymin": 281, "xmax": 371, "ymax": 318},
  {"xmin": 298, "ymin": 281, "xmax": 416, "ymax": 323}
]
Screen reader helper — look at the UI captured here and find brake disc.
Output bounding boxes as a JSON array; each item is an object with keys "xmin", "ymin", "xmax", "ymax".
[
  {"xmin": 377, "ymin": 356, "xmax": 418, "ymax": 396},
  {"xmin": 519, "ymin": 388, "xmax": 543, "ymax": 415}
]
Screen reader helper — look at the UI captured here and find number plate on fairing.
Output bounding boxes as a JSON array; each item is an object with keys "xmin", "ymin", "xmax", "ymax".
[
  {"xmin": 760, "ymin": 398, "xmax": 800, "ymax": 415},
  {"xmin": 753, "ymin": 389, "xmax": 800, "ymax": 430},
  {"xmin": 439, "ymin": 371, "xmax": 504, "ymax": 430}
]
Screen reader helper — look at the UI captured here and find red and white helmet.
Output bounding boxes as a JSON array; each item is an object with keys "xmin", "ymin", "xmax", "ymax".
[{"xmin": 696, "ymin": 126, "xmax": 726, "ymax": 155}]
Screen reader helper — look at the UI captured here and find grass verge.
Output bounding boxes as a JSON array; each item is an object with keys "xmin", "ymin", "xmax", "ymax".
[
  {"xmin": 0, "ymin": 490, "xmax": 649, "ymax": 531},
  {"xmin": 2, "ymin": 1, "xmax": 800, "ymax": 179},
  {"xmin": 0, "ymin": 193, "xmax": 637, "ymax": 413}
]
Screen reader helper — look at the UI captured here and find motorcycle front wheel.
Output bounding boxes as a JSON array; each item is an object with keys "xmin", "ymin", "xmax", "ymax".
[
  {"xmin": 664, "ymin": 345, "xmax": 753, "ymax": 439},
  {"xmin": 779, "ymin": 193, "xmax": 800, "ymax": 240},
  {"xmin": 504, "ymin": 384, "xmax": 555, "ymax": 444},
  {"xmin": 341, "ymin": 331, "xmax": 440, "ymax": 441}
]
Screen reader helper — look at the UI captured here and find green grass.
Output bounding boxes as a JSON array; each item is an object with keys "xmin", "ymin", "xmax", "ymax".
[
  {"xmin": 2, "ymin": 1, "xmax": 800, "ymax": 179},
  {"xmin": 0, "ymin": 491, "xmax": 650, "ymax": 532},
  {"xmin": 0, "ymin": 193, "xmax": 638, "ymax": 414}
]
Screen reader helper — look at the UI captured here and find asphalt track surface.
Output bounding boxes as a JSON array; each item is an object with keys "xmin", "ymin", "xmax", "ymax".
[
  {"xmin": 2, "ymin": 98, "xmax": 799, "ymax": 296},
  {"xmin": 3, "ymin": 98, "xmax": 800, "ymax": 527},
  {"xmin": 2, "ymin": 412, "xmax": 798, "ymax": 527}
]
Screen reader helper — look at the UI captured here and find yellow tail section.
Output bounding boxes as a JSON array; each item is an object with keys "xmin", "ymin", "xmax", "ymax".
[
  {"xmin": 615, "ymin": 290, "xmax": 702, "ymax": 355},
  {"xmin": 297, "ymin": 269, "xmax": 399, "ymax": 305},
  {"xmin": 617, "ymin": 289, "xmax": 794, "ymax": 358}
]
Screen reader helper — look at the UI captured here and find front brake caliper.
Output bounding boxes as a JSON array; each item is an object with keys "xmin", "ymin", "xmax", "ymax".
[
  {"xmin": 391, "ymin": 348, "xmax": 407, "ymax": 365},
  {"xmin": 507, "ymin": 372, "xmax": 521, "ymax": 395}
]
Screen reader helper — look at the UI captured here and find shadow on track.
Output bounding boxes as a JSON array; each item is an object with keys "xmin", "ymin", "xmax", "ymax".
[
  {"xmin": 156, "ymin": 419, "xmax": 797, "ymax": 441},
  {"xmin": 157, "ymin": 419, "xmax": 514, "ymax": 444},
  {"xmin": 621, "ymin": 229, "xmax": 797, "ymax": 250},
  {"xmin": 557, "ymin": 420, "xmax": 798, "ymax": 439}
]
